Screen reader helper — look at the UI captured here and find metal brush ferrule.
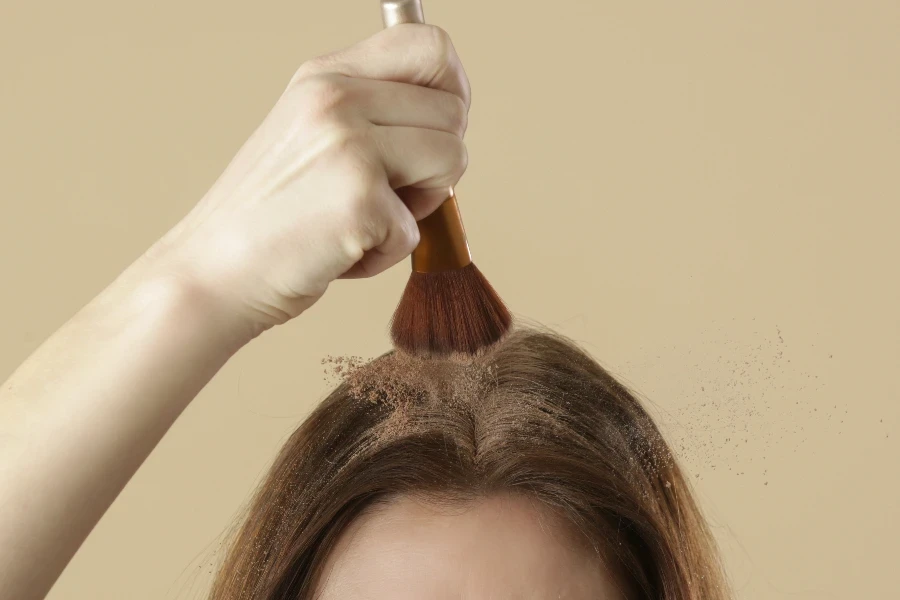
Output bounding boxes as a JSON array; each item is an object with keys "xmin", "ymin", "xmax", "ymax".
[{"xmin": 380, "ymin": 0, "xmax": 473, "ymax": 274}]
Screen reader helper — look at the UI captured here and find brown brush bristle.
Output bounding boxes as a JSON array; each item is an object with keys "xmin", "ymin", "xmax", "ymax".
[{"xmin": 390, "ymin": 263, "xmax": 513, "ymax": 358}]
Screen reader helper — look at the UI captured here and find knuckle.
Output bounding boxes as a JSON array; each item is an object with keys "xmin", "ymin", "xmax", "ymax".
[
  {"xmin": 327, "ymin": 127, "xmax": 364, "ymax": 156},
  {"xmin": 459, "ymin": 74, "xmax": 472, "ymax": 110},
  {"xmin": 339, "ymin": 181, "xmax": 374, "ymax": 223},
  {"xmin": 345, "ymin": 209, "xmax": 386, "ymax": 257},
  {"xmin": 451, "ymin": 139, "xmax": 469, "ymax": 180},
  {"xmin": 340, "ymin": 234, "xmax": 367, "ymax": 266},
  {"xmin": 400, "ymin": 215, "xmax": 421, "ymax": 254},
  {"xmin": 425, "ymin": 25, "xmax": 454, "ymax": 60},
  {"xmin": 411, "ymin": 24, "xmax": 455, "ymax": 73},
  {"xmin": 338, "ymin": 207, "xmax": 373, "ymax": 260},
  {"xmin": 291, "ymin": 61, "xmax": 316, "ymax": 85},
  {"xmin": 448, "ymin": 93, "xmax": 468, "ymax": 136},
  {"xmin": 295, "ymin": 73, "xmax": 350, "ymax": 118},
  {"xmin": 293, "ymin": 54, "xmax": 331, "ymax": 80},
  {"xmin": 430, "ymin": 137, "xmax": 468, "ymax": 187}
]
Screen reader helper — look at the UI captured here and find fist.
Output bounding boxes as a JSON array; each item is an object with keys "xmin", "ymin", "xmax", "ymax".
[{"xmin": 150, "ymin": 24, "xmax": 470, "ymax": 335}]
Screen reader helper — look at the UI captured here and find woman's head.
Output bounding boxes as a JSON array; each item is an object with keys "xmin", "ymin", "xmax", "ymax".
[{"xmin": 210, "ymin": 328, "xmax": 729, "ymax": 599}]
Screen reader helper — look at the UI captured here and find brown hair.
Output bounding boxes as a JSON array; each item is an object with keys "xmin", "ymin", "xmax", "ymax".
[{"xmin": 209, "ymin": 327, "xmax": 730, "ymax": 599}]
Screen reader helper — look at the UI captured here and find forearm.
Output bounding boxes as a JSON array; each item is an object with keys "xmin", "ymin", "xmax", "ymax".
[{"xmin": 0, "ymin": 258, "xmax": 251, "ymax": 600}]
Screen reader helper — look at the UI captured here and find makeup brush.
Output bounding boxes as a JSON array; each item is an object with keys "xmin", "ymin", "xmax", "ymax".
[{"xmin": 382, "ymin": 0, "xmax": 512, "ymax": 358}]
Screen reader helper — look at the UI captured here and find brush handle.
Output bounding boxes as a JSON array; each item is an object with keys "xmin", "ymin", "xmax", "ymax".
[
  {"xmin": 380, "ymin": 0, "xmax": 473, "ymax": 273},
  {"xmin": 381, "ymin": 0, "xmax": 424, "ymax": 26}
]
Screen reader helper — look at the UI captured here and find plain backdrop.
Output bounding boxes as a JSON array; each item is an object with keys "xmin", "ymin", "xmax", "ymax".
[{"xmin": 1, "ymin": 1, "xmax": 898, "ymax": 598}]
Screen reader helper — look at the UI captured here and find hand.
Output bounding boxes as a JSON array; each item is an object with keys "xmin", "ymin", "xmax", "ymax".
[{"xmin": 148, "ymin": 24, "xmax": 470, "ymax": 338}]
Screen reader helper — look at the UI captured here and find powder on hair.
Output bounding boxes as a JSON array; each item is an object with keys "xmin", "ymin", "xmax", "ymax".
[
  {"xmin": 322, "ymin": 349, "xmax": 681, "ymax": 486},
  {"xmin": 323, "ymin": 351, "xmax": 495, "ymax": 406},
  {"xmin": 322, "ymin": 350, "xmax": 498, "ymax": 446}
]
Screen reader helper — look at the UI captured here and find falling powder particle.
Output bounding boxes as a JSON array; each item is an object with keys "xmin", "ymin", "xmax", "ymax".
[{"xmin": 620, "ymin": 321, "xmax": 842, "ymax": 487}]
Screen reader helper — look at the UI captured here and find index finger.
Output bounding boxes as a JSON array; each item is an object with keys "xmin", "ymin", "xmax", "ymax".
[{"xmin": 294, "ymin": 24, "xmax": 471, "ymax": 110}]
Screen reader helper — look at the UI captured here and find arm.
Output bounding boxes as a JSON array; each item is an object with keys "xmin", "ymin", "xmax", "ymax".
[
  {"xmin": 0, "ymin": 262, "xmax": 251, "ymax": 600},
  {"xmin": 0, "ymin": 23, "xmax": 469, "ymax": 600}
]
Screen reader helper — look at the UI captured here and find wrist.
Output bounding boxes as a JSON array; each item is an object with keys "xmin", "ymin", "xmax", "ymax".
[{"xmin": 106, "ymin": 255, "xmax": 266, "ymax": 356}]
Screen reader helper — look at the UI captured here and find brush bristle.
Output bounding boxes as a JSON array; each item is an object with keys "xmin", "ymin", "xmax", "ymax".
[{"xmin": 390, "ymin": 263, "xmax": 513, "ymax": 358}]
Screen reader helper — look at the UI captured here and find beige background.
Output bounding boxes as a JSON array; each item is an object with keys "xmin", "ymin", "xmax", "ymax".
[{"xmin": 1, "ymin": 0, "xmax": 898, "ymax": 598}]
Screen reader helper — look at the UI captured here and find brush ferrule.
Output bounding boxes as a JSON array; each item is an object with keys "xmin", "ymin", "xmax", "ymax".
[{"xmin": 411, "ymin": 191, "xmax": 473, "ymax": 273}]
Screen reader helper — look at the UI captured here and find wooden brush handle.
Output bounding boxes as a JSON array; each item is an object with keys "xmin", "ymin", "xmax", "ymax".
[{"xmin": 380, "ymin": 0, "xmax": 473, "ymax": 273}]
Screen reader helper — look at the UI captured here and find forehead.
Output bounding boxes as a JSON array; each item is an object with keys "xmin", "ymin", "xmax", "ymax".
[{"xmin": 313, "ymin": 493, "xmax": 626, "ymax": 600}]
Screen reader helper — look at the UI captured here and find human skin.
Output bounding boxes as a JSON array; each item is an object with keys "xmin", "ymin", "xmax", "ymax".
[
  {"xmin": 0, "ymin": 24, "xmax": 469, "ymax": 600},
  {"xmin": 314, "ymin": 493, "xmax": 628, "ymax": 600}
]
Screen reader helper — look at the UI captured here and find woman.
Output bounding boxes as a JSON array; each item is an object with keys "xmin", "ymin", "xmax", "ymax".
[
  {"xmin": 211, "ymin": 329, "xmax": 730, "ymax": 599},
  {"xmin": 0, "ymin": 23, "xmax": 728, "ymax": 600}
]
